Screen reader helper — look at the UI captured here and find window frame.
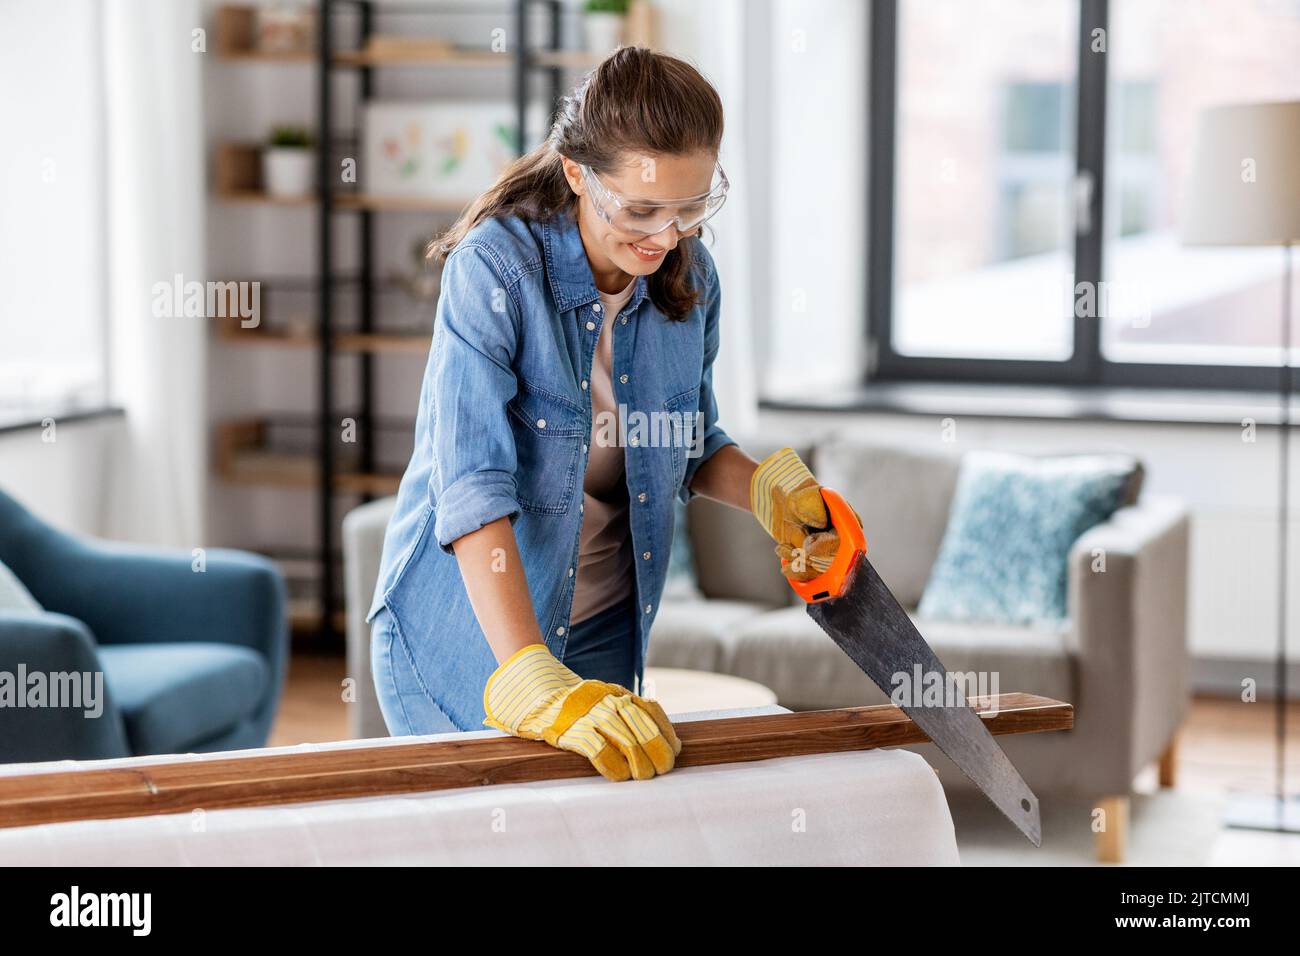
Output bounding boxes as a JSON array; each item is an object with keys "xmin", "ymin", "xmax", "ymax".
[{"xmin": 866, "ymin": 0, "xmax": 1290, "ymax": 392}]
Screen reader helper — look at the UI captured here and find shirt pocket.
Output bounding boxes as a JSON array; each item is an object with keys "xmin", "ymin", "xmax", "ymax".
[
  {"xmin": 664, "ymin": 385, "xmax": 701, "ymax": 486},
  {"xmin": 508, "ymin": 382, "xmax": 584, "ymax": 515}
]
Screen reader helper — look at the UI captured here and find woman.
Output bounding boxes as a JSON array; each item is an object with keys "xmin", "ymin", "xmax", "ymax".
[{"xmin": 368, "ymin": 47, "xmax": 849, "ymax": 782}]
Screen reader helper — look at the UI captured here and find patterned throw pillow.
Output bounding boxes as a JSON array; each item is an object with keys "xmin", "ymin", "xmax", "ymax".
[{"xmin": 917, "ymin": 451, "xmax": 1139, "ymax": 626}]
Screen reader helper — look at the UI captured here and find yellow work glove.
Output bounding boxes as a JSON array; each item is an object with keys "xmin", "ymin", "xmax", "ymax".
[
  {"xmin": 483, "ymin": 644, "xmax": 682, "ymax": 781},
  {"xmin": 750, "ymin": 447, "xmax": 843, "ymax": 582}
]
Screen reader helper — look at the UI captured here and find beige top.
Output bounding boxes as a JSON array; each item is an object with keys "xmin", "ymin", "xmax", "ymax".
[{"xmin": 570, "ymin": 277, "xmax": 637, "ymax": 624}]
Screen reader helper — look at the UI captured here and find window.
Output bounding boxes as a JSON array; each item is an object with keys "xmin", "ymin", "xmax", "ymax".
[
  {"xmin": 1001, "ymin": 81, "xmax": 1072, "ymax": 260},
  {"xmin": 890, "ymin": 0, "xmax": 1079, "ymax": 364},
  {"xmin": 870, "ymin": 0, "xmax": 1300, "ymax": 389},
  {"xmin": 1102, "ymin": 0, "xmax": 1300, "ymax": 370},
  {"xmin": 0, "ymin": 1, "xmax": 110, "ymax": 420}
]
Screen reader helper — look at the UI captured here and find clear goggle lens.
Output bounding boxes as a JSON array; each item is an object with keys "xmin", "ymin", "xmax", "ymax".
[{"xmin": 584, "ymin": 164, "xmax": 729, "ymax": 237}]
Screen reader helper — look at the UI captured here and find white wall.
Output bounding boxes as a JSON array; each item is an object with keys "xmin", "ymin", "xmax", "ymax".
[
  {"xmin": 0, "ymin": 1, "xmax": 109, "ymax": 413},
  {"xmin": 0, "ymin": 419, "xmax": 122, "ymax": 537},
  {"xmin": 763, "ymin": 0, "xmax": 868, "ymax": 395},
  {"xmin": 655, "ymin": 0, "xmax": 760, "ymax": 433},
  {"xmin": 104, "ymin": 0, "xmax": 208, "ymax": 549}
]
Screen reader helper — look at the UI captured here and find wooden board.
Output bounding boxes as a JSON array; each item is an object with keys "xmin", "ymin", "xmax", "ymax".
[{"xmin": 0, "ymin": 693, "xmax": 1070, "ymax": 830}]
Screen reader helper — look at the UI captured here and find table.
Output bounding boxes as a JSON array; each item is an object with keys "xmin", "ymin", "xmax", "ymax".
[{"xmin": 641, "ymin": 667, "xmax": 779, "ymax": 711}]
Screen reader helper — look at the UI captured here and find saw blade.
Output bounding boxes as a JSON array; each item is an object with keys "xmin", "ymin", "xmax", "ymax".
[{"xmin": 805, "ymin": 552, "xmax": 1042, "ymax": 846}]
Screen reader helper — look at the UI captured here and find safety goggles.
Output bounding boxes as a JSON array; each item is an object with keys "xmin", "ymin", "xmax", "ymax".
[{"xmin": 580, "ymin": 161, "xmax": 729, "ymax": 238}]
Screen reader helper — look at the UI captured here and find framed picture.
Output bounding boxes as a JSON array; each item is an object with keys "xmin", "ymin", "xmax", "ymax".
[{"xmin": 362, "ymin": 101, "xmax": 549, "ymax": 199}]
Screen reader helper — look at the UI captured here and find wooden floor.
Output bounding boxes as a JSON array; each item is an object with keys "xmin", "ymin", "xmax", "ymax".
[
  {"xmin": 1172, "ymin": 694, "xmax": 1299, "ymax": 798},
  {"xmin": 269, "ymin": 651, "xmax": 1299, "ymax": 799},
  {"xmin": 268, "ymin": 652, "xmax": 353, "ymax": 747}
]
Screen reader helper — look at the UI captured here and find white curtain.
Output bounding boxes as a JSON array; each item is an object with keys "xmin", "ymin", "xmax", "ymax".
[
  {"xmin": 657, "ymin": 0, "xmax": 760, "ymax": 436},
  {"xmin": 764, "ymin": 0, "xmax": 867, "ymax": 396},
  {"xmin": 103, "ymin": 0, "xmax": 208, "ymax": 547}
]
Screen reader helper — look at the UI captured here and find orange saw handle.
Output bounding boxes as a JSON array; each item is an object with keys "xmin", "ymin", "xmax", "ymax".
[{"xmin": 783, "ymin": 487, "xmax": 868, "ymax": 604}]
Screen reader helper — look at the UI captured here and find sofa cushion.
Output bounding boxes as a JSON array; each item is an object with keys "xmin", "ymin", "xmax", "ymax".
[
  {"xmin": 687, "ymin": 436, "xmax": 820, "ymax": 607},
  {"xmin": 0, "ymin": 557, "xmax": 40, "ymax": 612},
  {"xmin": 811, "ymin": 438, "xmax": 961, "ymax": 607},
  {"xmin": 98, "ymin": 642, "xmax": 269, "ymax": 755},
  {"xmin": 726, "ymin": 605, "xmax": 1074, "ymax": 712},
  {"xmin": 664, "ymin": 498, "xmax": 702, "ymax": 601},
  {"xmin": 647, "ymin": 598, "xmax": 770, "ymax": 672},
  {"xmin": 919, "ymin": 451, "xmax": 1138, "ymax": 626}
]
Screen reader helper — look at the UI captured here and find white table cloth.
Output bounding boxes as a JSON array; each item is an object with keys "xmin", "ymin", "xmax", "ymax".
[{"xmin": 0, "ymin": 707, "xmax": 960, "ymax": 866}]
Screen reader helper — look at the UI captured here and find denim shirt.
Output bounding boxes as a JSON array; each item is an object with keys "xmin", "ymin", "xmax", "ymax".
[{"xmin": 368, "ymin": 210, "xmax": 735, "ymax": 730}]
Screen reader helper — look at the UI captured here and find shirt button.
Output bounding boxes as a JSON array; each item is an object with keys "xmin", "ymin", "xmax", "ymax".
[
  {"xmin": 644, "ymin": 604, "xmax": 652, "ymax": 614},
  {"xmin": 637, "ymin": 492, "xmax": 647, "ymax": 503},
  {"xmin": 582, "ymin": 443, "xmax": 588, "ymax": 453},
  {"xmin": 629, "ymin": 436, "xmax": 639, "ymax": 446},
  {"xmin": 619, "ymin": 374, "xmax": 629, "ymax": 384},
  {"xmin": 642, "ymin": 551, "xmax": 651, "ymax": 560},
  {"xmin": 581, "ymin": 380, "xmax": 588, "ymax": 390},
  {"xmin": 586, "ymin": 321, "xmax": 596, "ymax": 331},
  {"xmin": 556, "ymin": 626, "xmax": 566, "ymax": 636},
  {"xmin": 620, "ymin": 317, "xmax": 628, "ymax": 325},
  {"xmin": 592, "ymin": 303, "xmax": 602, "ymax": 313},
  {"xmin": 536, "ymin": 418, "xmax": 546, "ymax": 428},
  {"xmin": 568, "ymin": 567, "xmax": 574, "ymax": 577}
]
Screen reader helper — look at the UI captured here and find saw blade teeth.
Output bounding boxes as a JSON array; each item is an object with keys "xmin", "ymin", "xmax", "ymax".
[{"xmin": 805, "ymin": 554, "xmax": 1043, "ymax": 847}]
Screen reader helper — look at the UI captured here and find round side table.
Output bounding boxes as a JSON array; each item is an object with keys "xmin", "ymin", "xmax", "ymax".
[{"xmin": 642, "ymin": 667, "xmax": 778, "ymax": 713}]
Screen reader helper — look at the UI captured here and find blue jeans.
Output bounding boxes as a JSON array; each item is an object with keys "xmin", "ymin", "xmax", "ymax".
[{"xmin": 371, "ymin": 597, "xmax": 637, "ymax": 736}]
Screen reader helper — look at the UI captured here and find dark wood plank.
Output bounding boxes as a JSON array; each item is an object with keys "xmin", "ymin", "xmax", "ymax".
[{"xmin": 0, "ymin": 693, "xmax": 1072, "ymax": 829}]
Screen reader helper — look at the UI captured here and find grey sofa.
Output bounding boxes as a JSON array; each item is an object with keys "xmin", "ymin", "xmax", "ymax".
[{"xmin": 344, "ymin": 434, "xmax": 1190, "ymax": 862}]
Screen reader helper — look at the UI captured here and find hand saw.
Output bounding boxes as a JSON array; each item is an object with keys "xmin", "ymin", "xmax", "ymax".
[{"xmin": 784, "ymin": 487, "xmax": 1042, "ymax": 846}]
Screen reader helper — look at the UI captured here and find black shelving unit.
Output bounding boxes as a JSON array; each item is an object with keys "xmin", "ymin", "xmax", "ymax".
[{"xmin": 309, "ymin": 0, "xmax": 598, "ymax": 642}]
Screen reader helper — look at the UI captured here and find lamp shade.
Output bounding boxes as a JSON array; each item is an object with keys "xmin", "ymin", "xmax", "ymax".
[{"xmin": 1182, "ymin": 100, "xmax": 1300, "ymax": 246}]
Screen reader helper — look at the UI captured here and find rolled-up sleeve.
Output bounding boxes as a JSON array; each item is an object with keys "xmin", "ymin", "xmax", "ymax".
[
  {"xmin": 427, "ymin": 244, "xmax": 523, "ymax": 551},
  {"xmin": 680, "ymin": 260, "xmax": 737, "ymax": 503}
]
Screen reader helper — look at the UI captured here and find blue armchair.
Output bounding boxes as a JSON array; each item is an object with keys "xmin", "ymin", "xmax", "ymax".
[{"xmin": 0, "ymin": 488, "xmax": 287, "ymax": 763}]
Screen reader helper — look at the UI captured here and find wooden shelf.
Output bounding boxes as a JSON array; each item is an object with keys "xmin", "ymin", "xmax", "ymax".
[
  {"xmin": 216, "ymin": 188, "xmax": 316, "ymax": 207},
  {"xmin": 214, "ymin": 419, "xmax": 402, "ymax": 496},
  {"xmin": 216, "ymin": 48, "xmax": 581, "ymax": 69},
  {"xmin": 215, "ymin": 5, "xmax": 314, "ymax": 62},
  {"xmin": 531, "ymin": 50, "xmax": 607, "ymax": 70},
  {"xmin": 333, "ymin": 48, "xmax": 507, "ymax": 68},
  {"xmin": 214, "ymin": 187, "xmax": 471, "ymax": 213},
  {"xmin": 213, "ymin": 152, "xmax": 473, "ymax": 215},
  {"xmin": 213, "ymin": 143, "xmax": 323, "ymax": 207},
  {"xmin": 336, "ymin": 472, "xmax": 403, "ymax": 496},
  {"xmin": 214, "ymin": 4, "xmax": 602, "ymax": 73},
  {"xmin": 218, "ymin": 322, "xmax": 432, "ymax": 355},
  {"xmin": 334, "ymin": 193, "xmax": 471, "ymax": 213},
  {"xmin": 218, "ymin": 49, "xmax": 608, "ymax": 70},
  {"xmin": 216, "ymin": 50, "xmax": 315, "ymax": 64},
  {"xmin": 287, "ymin": 598, "xmax": 347, "ymax": 636},
  {"xmin": 219, "ymin": 452, "xmax": 401, "ymax": 496},
  {"xmin": 256, "ymin": 548, "xmax": 347, "ymax": 638},
  {"xmin": 334, "ymin": 332, "xmax": 432, "ymax": 355}
]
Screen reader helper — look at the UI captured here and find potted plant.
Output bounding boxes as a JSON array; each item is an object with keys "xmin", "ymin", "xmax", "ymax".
[
  {"xmin": 583, "ymin": 0, "xmax": 628, "ymax": 53},
  {"xmin": 262, "ymin": 125, "xmax": 315, "ymax": 198}
]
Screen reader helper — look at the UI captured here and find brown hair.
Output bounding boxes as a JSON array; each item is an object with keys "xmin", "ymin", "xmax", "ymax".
[{"xmin": 432, "ymin": 47, "xmax": 724, "ymax": 321}]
